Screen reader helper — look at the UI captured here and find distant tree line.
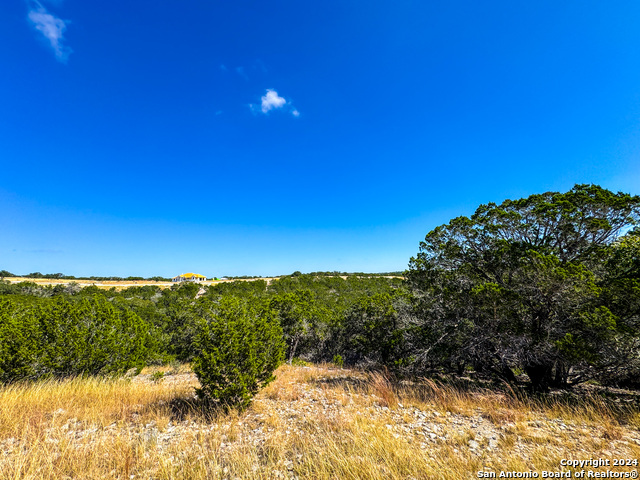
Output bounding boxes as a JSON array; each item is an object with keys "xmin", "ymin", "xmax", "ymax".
[
  {"xmin": 221, "ymin": 271, "xmax": 404, "ymax": 279},
  {"xmin": 221, "ymin": 275, "xmax": 265, "ymax": 279},
  {"xmin": 0, "ymin": 272, "xmax": 172, "ymax": 282},
  {"xmin": 293, "ymin": 271, "xmax": 404, "ymax": 277}
]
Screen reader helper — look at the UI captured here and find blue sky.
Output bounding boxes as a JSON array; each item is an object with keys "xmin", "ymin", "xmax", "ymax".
[{"xmin": 1, "ymin": 0, "xmax": 640, "ymax": 277}]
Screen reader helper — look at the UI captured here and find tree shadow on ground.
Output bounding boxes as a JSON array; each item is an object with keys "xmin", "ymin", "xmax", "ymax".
[{"xmin": 168, "ymin": 396, "xmax": 217, "ymax": 421}]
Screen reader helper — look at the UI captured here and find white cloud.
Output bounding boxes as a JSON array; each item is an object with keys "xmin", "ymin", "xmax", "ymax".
[
  {"xmin": 249, "ymin": 89, "xmax": 301, "ymax": 117},
  {"xmin": 27, "ymin": 1, "xmax": 72, "ymax": 62},
  {"xmin": 261, "ymin": 89, "xmax": 286, "ymax": 113}
]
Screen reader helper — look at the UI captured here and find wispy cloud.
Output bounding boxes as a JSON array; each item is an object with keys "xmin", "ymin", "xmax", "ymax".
[
  {"xmin": 27, "ymin": 1, "xmax": 72, "ymax": 62},
  {"xmin": 236, "ymin": 66, "xmax": 249, "ymax": 81},
  {"xmin": 250, "ymin": 89, "xmax": 300, "ymax": 117},
  {"xmin": 26, "ymin": 248, "xmax": 63, "ymax": 254}
]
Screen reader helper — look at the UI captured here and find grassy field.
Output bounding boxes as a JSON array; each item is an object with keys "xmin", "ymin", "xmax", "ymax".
[
  {"xmin": 0, "ymin": 364, "xmax": 638, "ymax": 480},
  {"xmin": 2, "ymin": 275, "xmax": 401, "ymax": 290},
  {"xmin": 3, "ymin": 277, "xmax": 273, "ymax": 290}
]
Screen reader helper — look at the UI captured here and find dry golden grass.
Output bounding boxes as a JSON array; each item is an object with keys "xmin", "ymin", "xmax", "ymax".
[
  {"xmin": 4, "ymin": 275, "xmax": 397, "ymax": 291},
  {"xmin": 0, "ymin": 365, "xmax": 638, "ymax": 480},
  {"xmin": 3, "ymin": 277, "xmax": 283, "ymax": 291},
  {"xmin": 5, "ymin": 277, "xmax": 176, "ymax": 289}
]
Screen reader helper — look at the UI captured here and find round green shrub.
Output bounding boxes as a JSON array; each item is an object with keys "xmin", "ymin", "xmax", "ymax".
[{"xmin": 192, "ymin": 297, "xmax": 285, "ymax": 408}]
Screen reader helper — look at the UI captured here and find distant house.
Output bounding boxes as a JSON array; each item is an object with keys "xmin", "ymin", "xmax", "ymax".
[{"xmin": 172, "ymin": 273, "xmax": 207, "ymax": 283}]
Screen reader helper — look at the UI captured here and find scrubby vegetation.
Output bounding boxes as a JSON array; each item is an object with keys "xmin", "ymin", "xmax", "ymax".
[
  {"xmin": 0, "ymin": 184, "xmax": 639, "ymax": 408},
  {"xmin": 192, "ymin": 296, "xmax": 285, "ymax": 408},
  {"xmin": 407, "ymin": 184, "xmax": 640, "ymax": 391},
  {"xmin": 0, "ymin": 184, "xmax": 639, "ymax": 478},
  {"xmin": 0, "ymin": 296, "xmax": 150, "ymax": 382}
]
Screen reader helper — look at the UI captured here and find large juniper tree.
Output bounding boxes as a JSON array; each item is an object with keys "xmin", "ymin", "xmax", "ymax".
[{"xmin": 407, "ymin": 184, "xmax": 640, "ymax": 391}]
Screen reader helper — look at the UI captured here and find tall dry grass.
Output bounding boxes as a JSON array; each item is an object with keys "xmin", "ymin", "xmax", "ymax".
[{"xmin": 0, "ymin": 365, "xmax": 638, "ymax": 480}]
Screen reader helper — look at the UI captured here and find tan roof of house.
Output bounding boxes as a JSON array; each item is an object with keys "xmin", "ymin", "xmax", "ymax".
[{"xmin": 174, "ymin": 273, "xmax": 206, "ymax": 278}]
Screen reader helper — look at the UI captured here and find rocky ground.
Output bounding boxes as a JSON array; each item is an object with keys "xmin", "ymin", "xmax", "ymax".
[{"xmin": 1, "ymin": 365, "xmax": 639, "ymax": 479}]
